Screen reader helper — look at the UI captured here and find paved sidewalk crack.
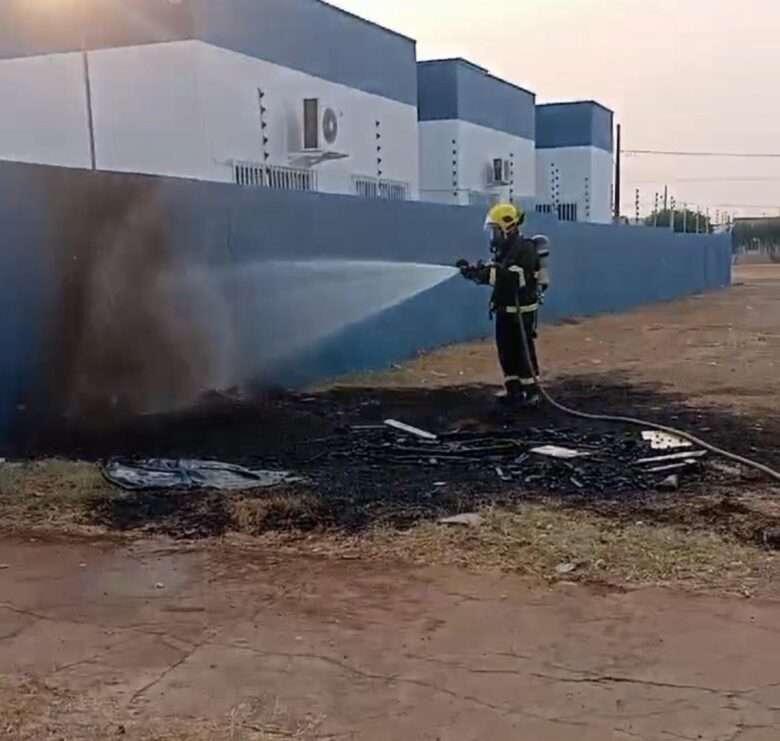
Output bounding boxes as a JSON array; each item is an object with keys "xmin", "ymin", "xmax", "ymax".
[
  {"xmin": 127, "ymin": 632, "xmax": 214, "ymax": 706},
  {"xmin": 531, "ymin": 671, "xmax": 746, "ymax": 696},
  {"xmin": 216, "ymin": 643, "xmax": 591, "ymax": 728}
]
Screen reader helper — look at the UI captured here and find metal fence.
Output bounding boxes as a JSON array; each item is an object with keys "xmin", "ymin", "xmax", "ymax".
[
  {"xmin": 535, "ymin": 202, "xmax": 579, "ymax": 222},
  {"xmin": 233, "ymin": 161, "xmax": 317, "ymax": 192},
  {"xmin": 353, "ymin": 176, "xmax": 409, "ymax": 201}
]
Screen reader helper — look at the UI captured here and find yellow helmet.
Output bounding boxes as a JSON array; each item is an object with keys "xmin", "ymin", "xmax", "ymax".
[
  {"xmin": 485, "ymin": 203, "xmax": 525, "ymax": 251},
  {"xmin": 485, "ymin": 203, "xmax": 525, "ymax": 233}
]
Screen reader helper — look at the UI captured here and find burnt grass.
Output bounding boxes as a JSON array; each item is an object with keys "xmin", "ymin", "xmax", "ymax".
[{"xmin": 8, "ymin": 375, "xmax": 780, "ymax": 540}]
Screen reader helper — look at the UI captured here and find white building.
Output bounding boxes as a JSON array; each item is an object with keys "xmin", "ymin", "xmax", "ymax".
[
  {"xmin": 417, "ymin": 59, "xmax": 536, "ymax": 209},
  {"xmin": 0, "ymin": 0, "xmax": 420, "ymax": 199},
  {"xmin": 535, "ymin": 101, "xmax": 614, "ymax": 223}
]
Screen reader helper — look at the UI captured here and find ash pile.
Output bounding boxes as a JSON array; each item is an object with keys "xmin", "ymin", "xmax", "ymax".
[{"xmin": 311, "ymin": 421, "xmax": 709, "ymax": 495}]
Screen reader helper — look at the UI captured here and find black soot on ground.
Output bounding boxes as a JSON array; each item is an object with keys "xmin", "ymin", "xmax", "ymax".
[{"xmin": 14, "ymin": 376, "xmax": 780, "ymax": 538}]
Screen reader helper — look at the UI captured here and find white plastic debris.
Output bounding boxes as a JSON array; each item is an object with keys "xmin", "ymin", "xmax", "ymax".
[
  {"xmin": 439, "ymin": 513, "xmax": 483, "ymax": 528},
  {"xmin": 495, "ymin": 467, "xmax": 512, "ymax": 482},
  {"xmin": 708, "ymin": 461, "xmax": 744, "ymax": 478},
  {"xmin": 642, "ymin": 431, "xmax": 693, "ymax": 450},
  {"xmin": 103, "ymin": 459, "xmax": 306, "ymax": 492},
  {"xmin": 531, "ymin": 445, "xmax": 590, "ymax": 460},
  {"xmin": 658, "ymin": 474, "xmax": 681, "ymax": 491},
  {"xmin": 636, "ymin": 450, "xmax": 707, "ymax": 465},
  {"xmin": 384, "ymin": 419, "xmax": 438, "ymax": 441},
  {"xmin": 648, "ymin": 462, "xmax": 699, "ymax": 474}
]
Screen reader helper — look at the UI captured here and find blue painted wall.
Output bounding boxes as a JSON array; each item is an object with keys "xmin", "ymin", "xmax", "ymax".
[
  {"xmin": 418, "ymin": 59, "xmax": 536, "ymax": 140},
  {"xmin": 0, "ymin": 165, "xmax": 54, "ymax": 443},
  {"xmin": 536, "ymin": 101, "xmax": 614, "ymax": 152},
  {"xmin": 0, "ymin": 0, "xmax": 416, "ymax": 106},
  {"xmin": 192, "ymin": 0, "xmax": 417, "ymax": 106},
  {"xmin": 0, "ymin": 162, "xmax": 730, "ymax": 442}
]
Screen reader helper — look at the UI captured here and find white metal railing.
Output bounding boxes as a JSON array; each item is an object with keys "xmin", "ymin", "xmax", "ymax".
[
  {"xmin": 556, "ymin": 203, "xmax": 579, "ymax": 222},
  {"xmin": 233, "ymin": 161, "xmax": 317, "ymax": 192},
  {"xmin": 535, "ymin": 202, "xmax": 579, "ymax": 222},
  {"xmin": 353, "ymin": 176, "xmax": 409, "ymax": 202}
]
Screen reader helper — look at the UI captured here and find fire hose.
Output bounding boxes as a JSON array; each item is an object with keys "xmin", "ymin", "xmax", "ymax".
[{"xmin": 515, "ymin": 303, "xmax": 780, "ymax": 484}]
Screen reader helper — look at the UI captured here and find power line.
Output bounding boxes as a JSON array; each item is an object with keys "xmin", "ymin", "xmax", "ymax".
[
  {"xmin": 624, "ymin": 149, "xmax": 780, "ymax": 158},
  {"xmin": 629, "ymin": 176, "xmax": 780, "ymax": 185},
  {"xmin": 706, "ymin": 203, "xmax": 780, "ymax": 209},
  {"xmin": 626, "ymin": 199, "xmax": 780, "ymax": 209}
]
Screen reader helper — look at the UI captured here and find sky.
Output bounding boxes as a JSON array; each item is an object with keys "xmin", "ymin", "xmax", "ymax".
[{"xmin": 331, "ymin": 0, "xmax": 780, "ymax": 219}]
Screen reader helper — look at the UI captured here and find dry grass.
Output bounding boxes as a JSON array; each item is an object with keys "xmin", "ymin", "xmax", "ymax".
[
  {"xmin": 0, "ymin": 679, "xmax": 322, "ymax": 740},
  {"xmin": 332, "ymin": 504, "xmax": 769, "ymax": 591},
  {"xmin": 230, "ymin": 491, "xmax": 323, "ymax": 534},
  {"xmin": 0, "ymin": 460, "xmax": 774, "ymax": 592},
  {"xmin": 0, "ymin": 459, "xmax": 113, "ymax": 530}
]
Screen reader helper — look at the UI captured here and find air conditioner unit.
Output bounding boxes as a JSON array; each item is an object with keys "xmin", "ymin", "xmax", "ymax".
[
  {"xmin": 292, "ymin": 98, "xmax": 350, "ymax": 167},
  {"xmin": 487, "ymin": 158, "xmax": 512, "ymax": 186},
  {"xmin": 303, "ymin": 98, "xmax": 343, "ymax": 151}
]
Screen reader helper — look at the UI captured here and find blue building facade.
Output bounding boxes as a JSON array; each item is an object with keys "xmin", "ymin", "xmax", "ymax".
[
  {"xmin": 418, "ymin": 58, "xmax": 535, "ymax": 139},
  {"xmin": 535, "ymin": 101, "xmax": 615, "ymax": 223},
  {"xmin": 417, "ymin": 59, "xmax": 537, "ymax": 207},
  {"xmin": 0, "ymin": 0, "xmax": 416, "ymax": 105},
  {"xmin": 536, "ymin": 101, "xmax": 614, "ymax": 153}
]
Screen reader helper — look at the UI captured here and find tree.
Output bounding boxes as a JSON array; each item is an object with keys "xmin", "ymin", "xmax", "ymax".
[
  {"xmin": 732, "ymin": 217, "xmax": 780, "ymax": 261},
  {"xmin": 644, "ymin": 209, "xmax": 713, "ymax": 233}
]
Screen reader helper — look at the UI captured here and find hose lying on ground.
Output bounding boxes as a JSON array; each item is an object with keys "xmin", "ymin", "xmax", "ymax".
[{"xmin": 516, "ymin": 316, "xmax": 780, "ymax": 484}]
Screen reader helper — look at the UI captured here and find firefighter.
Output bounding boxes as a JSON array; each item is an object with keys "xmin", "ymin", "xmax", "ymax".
[{"xmin": 457, "ymin": 204, "xmax": 550, "ymax": 406}]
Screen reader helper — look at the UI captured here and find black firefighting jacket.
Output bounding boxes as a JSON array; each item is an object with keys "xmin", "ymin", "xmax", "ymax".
[{"xmin": 477, "ymin": 236, "xmax": 542, "ymax": 315}]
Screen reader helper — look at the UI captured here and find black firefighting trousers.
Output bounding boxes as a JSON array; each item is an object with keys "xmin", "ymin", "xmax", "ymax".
[{"xmin": 495, "ymin": 311, "xmax": 539, "ymax": 392}]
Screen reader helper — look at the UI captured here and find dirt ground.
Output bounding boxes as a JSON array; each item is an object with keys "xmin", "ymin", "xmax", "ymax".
[
  {"xmin": 1, "ymin": 265, "xmax": 780, "ymax": 740},
  {"xmin": 3, "ymin": 537, "xmax": 780, "ymax": 741},
  {"xmin": 346, "ymin": 264, "xmax": 780, "ymax": 414}
]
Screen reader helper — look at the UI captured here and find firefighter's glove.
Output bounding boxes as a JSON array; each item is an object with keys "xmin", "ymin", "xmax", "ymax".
[
  {"xmin": 456, "ymin": 259, "xmax": 477, "ymax": 281},
  {"xmin": 456, "ymin": 260, "xmax": 489, "ymax": 284}
]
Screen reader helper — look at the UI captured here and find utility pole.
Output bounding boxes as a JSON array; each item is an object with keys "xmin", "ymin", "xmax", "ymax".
[
  {"xmin": 80, "ymin": 19, "xmax": 96, "ymax": 170},
  {"xmin": 670, "ymin": 196, "xmax": 676, "ymax": 232},
  {"xmin": 663, "ymin": 185, "xmax": 668, "ymax": 212},
  {"xmin": 653, "ymin": 193, "xmax": 659, "ymax": 227},
  {"xmin": 683, "ymin": 203, "xmax": 688, "ymax": 233},
  {"xmin": 614, "ymin": 123, "xmax": 622, "ymax": 223}
]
